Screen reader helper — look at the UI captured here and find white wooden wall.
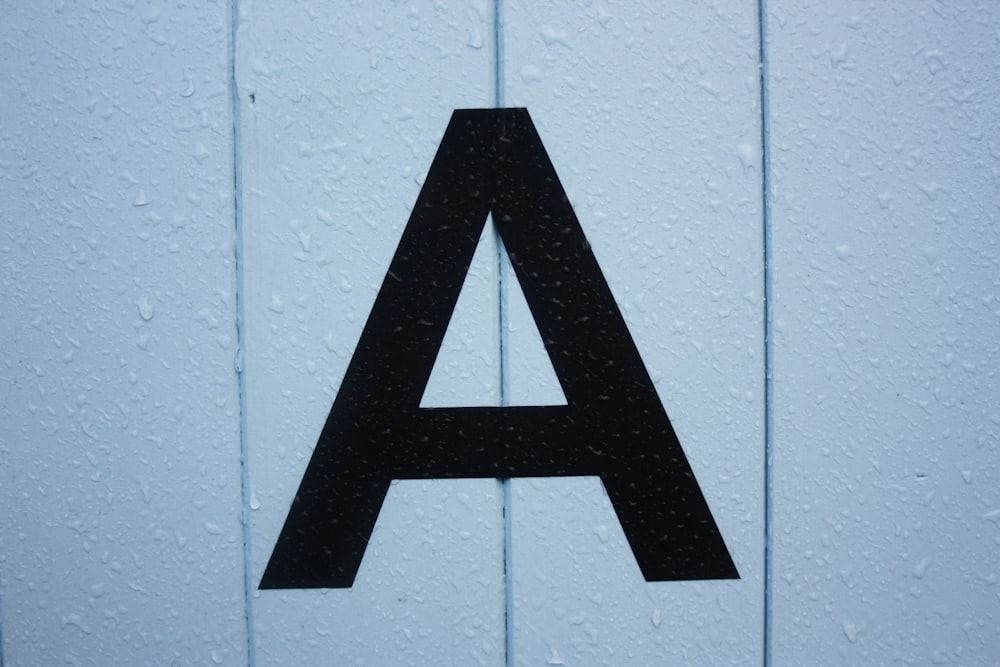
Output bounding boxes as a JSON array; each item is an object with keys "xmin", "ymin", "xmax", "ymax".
[
  {"xmin": 768, "ymin": 2, "xmax": 1000, "ymax": 663},
  {"xmin": 1, "ymin": 2, "xmax": 996, "ymax": 665}
]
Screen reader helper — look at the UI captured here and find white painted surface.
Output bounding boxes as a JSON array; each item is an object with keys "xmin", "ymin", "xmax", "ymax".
[
  {"xmin": 767, "ymin": 1, "xmax": 1000, "ymax": 664},
  {"xmin": 235, "ymin": 2, "xmax": 505, "ymax": 664},
  {"xmin": 503, "ymin": 1, "xmax": 766, "ymax": 664},
  {"xmin": 1, "ymin": 2, "xmax": 997, "ymax": 665},
  {"xmin": 0, "ymin": 3, "xmax": 246, "ymax": 665}
]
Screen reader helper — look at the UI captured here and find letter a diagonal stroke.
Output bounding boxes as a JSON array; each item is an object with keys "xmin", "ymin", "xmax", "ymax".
[{"xmin": 260, "ymin": 109, "xmax": 739, "ymax": 589}]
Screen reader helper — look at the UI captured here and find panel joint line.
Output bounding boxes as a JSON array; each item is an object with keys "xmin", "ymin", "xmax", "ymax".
[
  {"xmin": 758, "ymin": 0, "xmax": 775, "ymax": 665},
  {"xmin": 230, "ymin": 1, "xmax": 256, "ymax": 665},
  {"xmin": 492, "ymin": 3, "xmax": 513, "ymax": 666}
]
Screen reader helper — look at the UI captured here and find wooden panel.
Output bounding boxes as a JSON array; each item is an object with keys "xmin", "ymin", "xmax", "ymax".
[
  {"xmin": 0, "ymin": 3, "xmax": 246, "ymax": 664},
  {"xmin": 767, "ymin": 1, "xmax": 1000, "ymax": 663},
  {"xmin": 503, "ymin": 2, "xmax": 766, "ymax": 664},
  {"xmin": 237, "ymin": 2, "xmax": 506, "ymax": 664}
]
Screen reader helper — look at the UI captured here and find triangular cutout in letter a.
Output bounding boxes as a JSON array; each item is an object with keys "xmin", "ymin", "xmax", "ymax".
[{"xmin": 260, "ymin": 108, "xmax": 738, "ymax": 589}]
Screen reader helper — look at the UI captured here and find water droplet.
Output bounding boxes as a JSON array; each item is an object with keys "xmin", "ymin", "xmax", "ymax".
[
  {"xmin": 842, "ymin": 620, "xmax": 859, "ymax": 643},
  {"xmin": 520, "ymin": 65, "xmax": 542, "ymax": 84},
  {"xmin": 137, "ymin": 297, "xmax": 155, "ymax": 321},
  {"xmin": 268, "ymin": 293, "xmax": 285, "ymax": 313}
]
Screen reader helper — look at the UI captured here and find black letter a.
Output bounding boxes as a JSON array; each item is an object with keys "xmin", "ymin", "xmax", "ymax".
[{"xmin": 260, "ymin": 109, "xmax": 738, "ymax": 589}]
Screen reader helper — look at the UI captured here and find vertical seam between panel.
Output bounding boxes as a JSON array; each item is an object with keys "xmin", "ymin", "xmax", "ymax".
[
  {"xmin": 493, "ymin": 2, "xmax": 514, "ymax": 666},
  {"xmin": 0, "ymin": 543, "xmax": 5, "ymax": 665},
  {"xmin": 494, "ymin": 0, "xmax": 508, "ymax": 401},
  {"xmin": 758, "ymin": 0, "xmax": 774, "ymax": 665},
  {"xmin": 0, "ymin": 434, "xmax": 4, "ymax": 658},
  {"xmin": 230, "ymin": 1, "xmax": 256, "ymax": 665}
]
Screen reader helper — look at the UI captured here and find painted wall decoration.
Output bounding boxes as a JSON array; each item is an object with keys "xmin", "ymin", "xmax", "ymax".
[{"xmin": 261, "ymin": 108, "xmax": 737, "ymax": 589}]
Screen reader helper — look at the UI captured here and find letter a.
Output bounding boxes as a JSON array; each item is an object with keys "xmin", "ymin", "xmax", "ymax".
[{"xmin": 260, "ymin": 109, "xmax": 738, "ymax": 589}]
